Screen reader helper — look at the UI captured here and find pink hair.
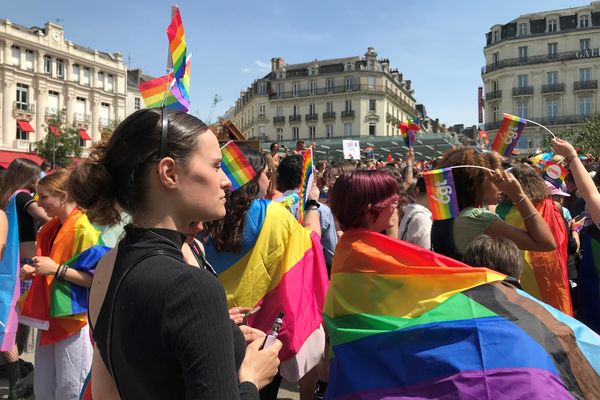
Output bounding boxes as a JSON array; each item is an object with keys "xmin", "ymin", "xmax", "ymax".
[{"xmin": 330, "ymin": 170, "xmax": 399, "ymax": 230}]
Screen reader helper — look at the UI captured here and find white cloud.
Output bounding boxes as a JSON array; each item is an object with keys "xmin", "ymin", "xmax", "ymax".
[{"xmin": 255, "ymin": 60, "xmax": 270, "ymax": 71}]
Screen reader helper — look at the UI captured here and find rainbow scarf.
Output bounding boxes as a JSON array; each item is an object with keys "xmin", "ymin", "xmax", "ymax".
[
  {"xmin": 18, "ymin": 208, "xmax": 102, "ymax": 345},
  {"xmin": 324, "ymin": 229, "xmax": 600, "ymax": 399},
  {"xmin": 221, "ymin": 141, "xmax": 257, "ymax": 191},
  {"xmin": 423, "ymin": 168, "xmax": 459, "ymax": 220},
  {"xmin": 0, "ymin": 192, "xmax": 25, "ymax": 351},
  {"xmin": 496, "ymin": 198, "xmax": 572, "ymax": 315},
  {"xmin": 578, "ymin": 226, "xmax": 600, "ymax": 334},
  {"xmin": 491, "ymin": 113, "xmax": 527, "ymax": 156},
  {"xmin": 297, "ymin": 149, "xmax": 313, "ymax": 223},
  {"xmin": 203, "ymin": 199, "xmax": 329, "ymax": 381}
]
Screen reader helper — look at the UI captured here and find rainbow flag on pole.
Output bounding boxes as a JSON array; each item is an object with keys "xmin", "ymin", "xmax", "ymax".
[
  {"xmin": 167, "ymin": 6, "xmax": 187, "ymax": 81},
  {"xmin": 204, "ymin": 199, "xmax": 329, "ymax": 381},
  {"xmin": 324, "ymin": 229, "xmax": 600, "ymax": 399},
  {"xmin": 221, "ymin": 141, "xmax": 257, "ymax": 191},
  {"xmin": 491, "ymin": 113, "xmax": 527, "ymax": 156},
  {"xmin": 297, "ymin": 149, "xmax": 314, "ymax": 224},
  {"xmin": 423, "ymin": 168, "xmax": 459, "ymax": 220}
]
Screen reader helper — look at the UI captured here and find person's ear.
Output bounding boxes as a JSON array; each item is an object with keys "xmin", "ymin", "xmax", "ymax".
[{"xmin": 157, "ymin": 157, "xmax": 178, "ymax": 189}]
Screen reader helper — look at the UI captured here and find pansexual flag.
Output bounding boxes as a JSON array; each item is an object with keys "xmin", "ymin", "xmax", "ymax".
[
  {"xmin": 221, "ymin": 141, "xmax": 257, "ymax": 191},
  {"xmin": 491, "ymin": 113, "xmax": 527, "ymax": 156},
  {"xmin": 324, "ymin": 229, "xmax": 600, "ymax": 399},
  {"xmin": 423, "ymin": 168, "xmax": 459, "ymax": 220},
  {"xmin": 297, "ymin": 149, "xmax": 314, "ymax": 224},
  {"xmin": 203, "ymin": 199, "xmax": 329, "ymax": 381}
]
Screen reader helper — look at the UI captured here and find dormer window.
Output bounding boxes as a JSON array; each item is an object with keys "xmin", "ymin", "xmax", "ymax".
[
  {"xmin": 518, "ymin": 22, "xmax": 528, "ymax": 36},
  {"xmin": 345, "ymin": 63, "xmax": 353, "ymax": 71},
  {"xmin": 580, "ymin": 14, "xmax": 590, "ymax": 28},
  {"xmin": 309, "ymin": 67, "xmax": 318, "ymax": 75},
  {"xmin": 493, "ymin": 30, "xmax": 500, "ymax": 43},
  {"xmin": 548, "ymin": 19, "xmax": 558, "ymax": 32}
]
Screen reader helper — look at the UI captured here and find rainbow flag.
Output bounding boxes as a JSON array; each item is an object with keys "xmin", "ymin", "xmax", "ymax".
[
  {"xmin": 18, "ymin": 208, "xmax": 102, "ymax": 345},
  {"xmin": 138, "ymin": 55, "xmax": 191, "ymax": 112},
  {"xmin": 324, "ymin": 229, "xmax": 600, "ymax": 399},
  {"xmin": 399, "ymin": 120, "xmax": 418, "ymax": 148},
  {"xmin": 579, "ymin": 227, "xmax": 600, "ymax": 333},
  {"xmin": 167, "ymin": 6, "xmax": 187, "ymax": 81},
  {"xmin": 221, "ymin": 141, "xmax": 257, "ymax": 191},
  {"xmin": 496, "ymin": 198, "xmax": 572, "ymax": 315},
  {"xmin": 297, "ymin": 149, "xmax": 314, "ymax": 224},
  {"xmin": 491, "ymin": 113, "xmax": 527, "ymax": 156},
  {"xmin": 203, "ymin": 199, "xmax": 329, "ymax": 381},
  {"xmin": 0, "ymin": 192, "xmax": 26, "ymax": 351},
  {"xmin": 423, "ymin": 168, "xmax": 459, "ymax": 220},
  {"xmin": 542, "ymin": 161, "xmax": 568, "ymax": 189},
  {"xmin": 530, "ymin": 151, "xmax": 554, "ymax": 166}
]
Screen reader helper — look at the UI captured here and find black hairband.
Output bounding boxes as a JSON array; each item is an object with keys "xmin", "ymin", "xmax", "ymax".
[{"xmin": 159, "ymin": 107, "xmax": 169, "ymax": 158}]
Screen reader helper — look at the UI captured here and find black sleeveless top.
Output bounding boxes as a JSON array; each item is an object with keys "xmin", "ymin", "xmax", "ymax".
[{"xmin": 93, "ymin": 225, "xmax": 258, "ymax": 399}]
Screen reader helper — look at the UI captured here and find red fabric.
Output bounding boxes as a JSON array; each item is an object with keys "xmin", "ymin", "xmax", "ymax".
[
  {"xmin": 408, "ymin": 122, "xmax": 420, "ymax": 131},
  {"xmin": 79, "ymin": 130, "xmax": 92, "ymax": 141},
  {"xmin": 0, "ymin": 151, "xmax": 43, "ymax": 169},
  {"xmin": 387, "ymin": 154, "xmax": 393, "ymax": 163},
  {"xmin": 16, "ymin": 120, "xmax": 34, "ymax": 132},
  {"xmin": 398, "ymin": 122, "xmax": 409, "ymax": 133},
  {"xmin": 49, "ymin": 126, "xmax": 60, "ymax": 137}
]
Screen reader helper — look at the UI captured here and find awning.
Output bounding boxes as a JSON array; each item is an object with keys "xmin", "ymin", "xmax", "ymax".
[
  {"xmin": 79, "ymin": 130, "xmax": 92, "ymax": 141},
  {"xmin": 49, "ymin": 126, "xmax": 61, "ymax": 136},
  {"xmin": 17, "ymin": 120, "xmax": 35, "ymax": 133},
  {"xmin": 0, "ymin": 151, "xmax": 43, "ymax": 169}
]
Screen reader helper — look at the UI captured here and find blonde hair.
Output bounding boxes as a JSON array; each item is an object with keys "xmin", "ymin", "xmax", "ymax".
[{"xmin": 38, "ymin": 170, "xmax": 70, "ymax": 195}]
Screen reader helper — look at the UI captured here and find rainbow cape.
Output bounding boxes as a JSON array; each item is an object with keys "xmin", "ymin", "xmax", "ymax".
[
  {"xmin": 18, "ymin": 208, "xmax": 103, "ymax": 345},
  {"xmin": 579, "ymin": 226, "xmax": 600, "ymax": 334},
  {"xmin": 0, "ymin": 192, "xmax": 26, "ymax": 351},
  {"xmin": 203, "ymin": 199, "xmax": 329, "ymax": 381},
  {"xmin": 324, "ymin": 229, "xmax": 600, "ymax": 399},
  {"xmin": 491, "ymin": 113, "xmax": 527, "ymax": 157},
  {"xmin": 496, "ymin": 198, "xmax": 573, "ymax": 315},
  {"xmin": 221, "ymin": 141, "xmax": 257, "ymax": 191}
]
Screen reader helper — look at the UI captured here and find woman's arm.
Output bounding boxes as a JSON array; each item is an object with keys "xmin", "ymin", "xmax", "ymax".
[
  {"xmin": 0, "ymin": 210, "xmax": 7, "ymax": 261},
  {"xmin": 552, "ymin": 138, "xmax": 600, "ymax": 226},
  {"xmin": 91, "ymin": 344, "xmax": 121, "ymax": 399},
  {"xmin": 25, "ymin": 201, "xmax": 51, "ymax": 223},
  {"xmin": 302, "ymin": 183, "xmax": 322, "ymax": 237},
  {"xmin": 32, "ymin": 256, "xmax": 94, "ymax": 288},
  {"xmin": 402, "ymin": 149, "xmax": 415, "ymax": 191}
]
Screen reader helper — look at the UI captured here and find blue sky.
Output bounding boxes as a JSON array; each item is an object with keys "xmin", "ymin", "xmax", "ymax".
[{"xmin": 4, "ymin": 0, "xmax": 581, "ymax": 126}]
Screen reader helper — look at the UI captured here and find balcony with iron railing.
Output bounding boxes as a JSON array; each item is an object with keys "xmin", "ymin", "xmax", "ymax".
[
  {"xmin": 482, "ymin": 50, "xmax": 579, "ymax": 75},
  {"xmin": 45, "ymin": 107, "xmax": 60, "ymax": 116},
  {"xmin": 323, "ymin": 112, "xmax": 336, "ymax": 120},
  {"xmin": 574, "ymin": 80, "xmax": 598, "ymax": 91},
  {"xmin": 305, "ymin": 113, "xmax": 318, "ymax": 122},
  {"xmin": 13, "ymin": 102, "xmax": 35, "ymax": 114},
  {"xmin": 99, "ymin": 117, "xmax": 115, "ymax": 127},
  {"xmin": 512, "ymin": 86, "xmax": 534, "ymax": 96},
  {"xmin": 256, "ymin": 114, "xmax": 268, "ymax": 122},
  {"xmin": 289, "ymin": 115, "xmax": 302, "ymax": 123},
  {"xmin": 73, "ymin": 113, "xmax": 91, "ymax": 123},
  {"xmin": 273, "ymin": 116, "xmax": 285, "ymax": 124},
  {"xmin": 341, "ymin": 110, "xmax": 355, "ymax": 118},
  {"xmin": 541, "ymin": 83, "xmax": 565, "ymax": 94},
  {"xmin": 485, "ymin": 90, "xmax": 502, "ymax": 101},
  {"xmin": 484, "ymin": 113, "xmax": 598, "ymax": 130}
]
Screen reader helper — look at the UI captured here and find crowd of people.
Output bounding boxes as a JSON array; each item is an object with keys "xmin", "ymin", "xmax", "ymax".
[{"xmin": 0, "ymin": 108, "xmax": 599, "ymax": 399}]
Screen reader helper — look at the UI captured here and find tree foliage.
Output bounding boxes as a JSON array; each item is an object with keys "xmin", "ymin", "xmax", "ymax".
[
  {"xmin": 562, "ymin": 115, "xmax": 600, "ymax": 156},
  {"xmin": 35, "ymin": 110, "xmax": 82, "ymax": 168}
]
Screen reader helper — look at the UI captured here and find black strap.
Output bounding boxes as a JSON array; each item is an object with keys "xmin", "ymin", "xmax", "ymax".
[
  {"xmin": 400, "ymin": 213, "xmax": 418, "ymax": 241},
  {"xmin": 105, "ymin": 249, "xmax": 179, "ymax": 394}
]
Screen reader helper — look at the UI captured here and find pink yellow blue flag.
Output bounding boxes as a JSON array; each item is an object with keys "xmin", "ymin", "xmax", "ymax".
[
  {"xmin": 423, "ymin": 168, "xmax": 459, "ymax": 220},
  {"xmin": 491, "ymin": 113, "xmax": 527, "ymax": 157}
]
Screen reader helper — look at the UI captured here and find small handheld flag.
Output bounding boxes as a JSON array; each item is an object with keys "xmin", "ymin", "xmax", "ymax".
[
  {"xmin": 542, "ymin": 162, "xmax": 568, "ymax": 189},
  {"xmin": 423, "ymin": 168, "xmax": 460, "ymax": 220},
  {"xmin": 297, "ymin": 149, "xmax": 314, "ymax": 224},
  {"xmin": 221, "ymin": 142, "xmax": 257, "ymax": 191},
  {"xmin": 530, "ymin": 152, "xmax": 554, "ymax": 166},
  {"xmin": 399, "ymin": 120, "xmax": 418, "ymax": 148},
  {"xmin": 491, "ymin": 113, "xmax": 527, "ymax": 157}
]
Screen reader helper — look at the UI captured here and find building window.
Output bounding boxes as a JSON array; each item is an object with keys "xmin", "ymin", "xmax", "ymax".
[
  {"xmin": 517, "ymin": 74, "xmax": 528, "ymax": 88},
  {"xmin": 16, "ymin": 83, "xmax": 28, "ymax": 110},
  {"xmin": 276, "ymin": 128, "xmax": 283, "ymax": 141},
  {"xmin": 493, "ymin": 30, "xmax": 500, "ymax": 42},
  {"xmin": 492, "ymin": 80, "xmax": 498, "ymax": 92},
  {"xmin": 580, "ymin": 39, "xmax": 591, "ymax": 51},
  {"xmin": 547, "ymin": 100, "xmax": 558, "ymax": 119},
  {"xmin": 97, "ymin": 72, "xmax": 105, "ymax": 89},
  {"xmin": 292, "ymin": 104, "xmax": 300, "ymax": 116},
  {"xmin": 258, "ymin": 104, "xmax": 266, "ymax": 116},
  {"xmin": 369, "ymin": 99, "xmax": 376, "ymax": 112},
  {"xmin": 100, "ymin": 103, "xmax": 110, "ymax": 125},
  {"xmin": 493, "ymin": 106, "xmax": 499, "ymax": 123},
  {"xmin": 579, "ymin": 97, "xmax": 592, "ymax": 116},
  {"xmin": 292, "ymin": 127, "xmax": 299, "ymax": 140},
  {"xmin": 309, "ymin": 103, "xmax": 316, "ymax": 115},
  {"xmin": 47, "ymin": 90, "xmax": 59, "ymax": 115},
  {"xmin": 24, "ymin": 49, "xmax": 34, "ymax": 71},
  {"xmin": 492, "ymin": 52, "xmax": 499, "ymax": 65},
  {"xmin": 345, "ymin": 76, "xmax": 353, "ymax": 91},
  {"xmin": 134, "ymin": 97, "xmax": 141, "ymax": 110},
  {"xmin": 72, "ymin": 64, "xmax": 80, "ymax": 82},
  {"xmin": 516, "ymin": 101, "xmax": 528, "ymax": 118},
  {"xmin": 276, "ymin": 105, "xmax": 283, "ymax": 117},
  {"xmin": 309, "ymin": 126, "xmax": 316, "ymax": 139},
  {"xmin": 548, "ymin": 19, "xmax": 558, "ymax": 32},
  {"xmin": 11, "ymin": 46, "xmax": 20, "ymax": 66},
  {"xmin": 326, "ymin": 102, "xmax": 333, "ymax": 113},
  {"xmin": 308, "ymin": 80, "xmax": 317, "ymax": 95},
  {"xmin": 368, "ymin": 76, "xmax": 376, "ymax": 90},
  {"xmin": 518, "ymin": 22, "xmax": 528, "ymax": 36},
  {"xmin": 344, "ymin": 123, "xmax": 352, "ymax": 137},
  {"xmin": 548, "ymin": 42, "xmax": 558, "ymax": 58},
  {"xmin": 43, "ymin": 55, "xmax": 52, "ymax": 74},
  {"xmin": 518, "ymin": 46, "xmax": 528, "ymax": 60},
  {"xmin": 326, "ymin": 124, "xmax": 333, "ymax": 138},
  {"xmin": 345, "ymin": 100, "xmax": 352, "ymax": 112},
  {"xmin": 82, "ymin": 67, "xmax": 91, "ymax": 86},
  {"xmin": 292, "ymin": 82, "xmax": 300, "ymax": 97},
  {"xmin": 580, "ymin": 14, "xmax": 590, "ymax": 28},
  {"xmin": 345, "ymin": 62, "xmax": 352, "ymax": 71},
  {"xmin": 16, "ymin": 126, "xmax": 28, "ymax": 141},
  {"xmin": 258, "ymin": 126, "xmax": 266, "ymax": 140},
  {"xmin": 258, "ymin": 83, "xmax": 267, "ymax": 95},
  {"xmin": 326, "ymin": 79, "xmax": 334, "ymax": 94},
  {"xmin": 580, "ymin": 68, "xmax": 591, "ymax": 82},
  {"xmin": 369, "ymin": 124, "xmax": 376, "ymax": 136},
  {"xmin": 56, "ymin": 59, "xmax": 64, "ymax": 78},
  {"xmin": 106, "ymin": 74, "xmax": 114, "ymax": 92},
  {"xmin": 276, "ymin": 83, "xmax": 283, "ymax": 98},
  {"xmin": 547, "ymin": 71, "xmax": 558, "ymax": 84}
]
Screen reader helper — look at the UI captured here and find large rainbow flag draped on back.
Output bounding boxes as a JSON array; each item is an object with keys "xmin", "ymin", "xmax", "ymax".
[
  {"xmin": 18, "ymin": 208, "xmax": 104, "ymax": 345},
  {"xmin": 0, "ymin": 192, "xmax": 25, "ymax": 351},
  {"xmin": 496, "ymin": 198, "xmax": 573, "ymax": 315},
  {"xmin": 203, "ymin": 199, "xmax": 329, "ymax": 381},
  {"xmin": 324, "ymin": 229, "xmax": 600, "ymax": 399}
]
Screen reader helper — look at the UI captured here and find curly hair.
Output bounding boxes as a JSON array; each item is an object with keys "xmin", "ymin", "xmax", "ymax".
[
  {"xmin": 509, "ymin": 163, "xmax": 549, "ymax": 204},
  {"xmin": 439, "ymin": 148, "xmax": 501, "ymax": 210},
  {"xmin": 202, "ymin": 146, "xmax": 266, "ymax": 253}
]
